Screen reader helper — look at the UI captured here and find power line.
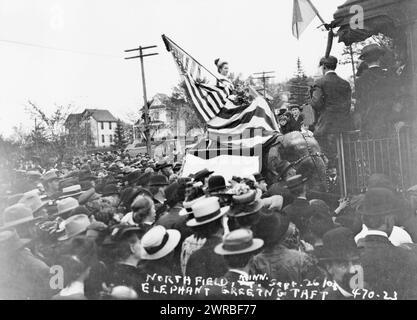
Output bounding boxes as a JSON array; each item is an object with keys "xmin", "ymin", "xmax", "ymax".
[
  {"xmin": 125, "ymin": 44, "xmax": 159, "ymax": 157},
  {"xmin": 253, "ymin": 71, "xmax": 276, "ymax": 98},
  {"xmin": 0, "ymin": 39, "xmax": 122, "ymax": 58}
]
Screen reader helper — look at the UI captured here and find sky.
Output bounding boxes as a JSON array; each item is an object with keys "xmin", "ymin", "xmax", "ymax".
[{"xmin": 0, "ymin": 0, "xmax": 349, "ymax": 137}]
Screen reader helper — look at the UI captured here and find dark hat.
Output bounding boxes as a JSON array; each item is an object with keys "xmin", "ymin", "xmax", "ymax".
[
  {"xmin": 285, "ymin": 174, "xmax": 308, "ymax": 189},
  {"xmin": 155, "ymin": 161, "xmax": 173, "ymax": 171},
  {"xmin": 253, "ymin": 173, "xmax": 266, "ymax": 183},
  {"xmin": 192, "ymin": 168, "xmax": 214, "ymax": 183},
  {"xmin": 80, "ymin": 180, "xmax": 93, "ymax": 192},
  {"xmin": 173, "ymin": 163, "xmax": 182, "ymax": 172},
  {"xmin": 102, "ymin": 184, "xmax": 119, "ymax": 197},
  {"xmin": 230, "ymin": 176, "xmax": 243, "ymax": 184},
  {"xmin": 207, "ymin": 175, "xmax": 227, "ymax": 193},
  {"xmin": 228, "ymin": 190, "xmax": 262, "ymax": 218},
  {"xmin": 357, "ymin": 187, "xmax": 399, "ymax": 216},
  {"xmin": 253, "ymin": 210, "xmax": 290, "ymax": 247},
  {"xmin": 60, "ymin": 177, "xmax": 79, "ymax": 190},
  {"xmin": 125, "ymin": 170, "xmax": 142, "ymax": 185},
  {"xmin": 315, "ymin": 227, "xmax": 359, "ymax": 261},
  {"xmin": 78, "ymin": 170, "xmax": 97, "ymax": 182},
  {"xmin": 135, "ymin": 172, "xmax": 153, "ymax": 187},
  {"xmin": 359, "ymin": 44, "xmax": 385, "ymax": 61},
  {"xmin": 103, "ymin": 224, "xmax": 145, "ymax": 246},
  {"xmin": 278, "ymin": 108, "xmax": 287, "ymax": 117},
  {"xmin": 148, "ymin": 174, "xmax": 169, "ymax": 187},
  {"xmin": 289, "ymin": 104, "xmax": 303, "ymax": 111}
]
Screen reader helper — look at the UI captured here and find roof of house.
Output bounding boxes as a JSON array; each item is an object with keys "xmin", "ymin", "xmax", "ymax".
[
  {"xmin": 64, "ymin": 113, "xmax": 83, "ymax": 127},
  {"xmin": 149, "ymin": 93, "xmax": 170, "ymax": 110},
  {"xmin": 82, "ymin": 109, "xmax": 118, "ymax": 122}
]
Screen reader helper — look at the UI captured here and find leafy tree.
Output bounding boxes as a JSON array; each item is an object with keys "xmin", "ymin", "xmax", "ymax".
[{"xmin": 25, "ymin": 101, "xmax": 73, "ymax": 164}]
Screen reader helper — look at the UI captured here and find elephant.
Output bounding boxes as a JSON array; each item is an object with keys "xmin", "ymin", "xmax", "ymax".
[{"xmin": 262, "ymin": 131, "xmax": 329, "ymax": 192}]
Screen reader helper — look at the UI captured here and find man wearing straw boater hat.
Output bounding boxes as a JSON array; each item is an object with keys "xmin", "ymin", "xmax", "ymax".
[
  {"xmin": 198, "ymin": 228, "xmax": 265, "ymax": 300},
  {"xmin": 185, "ymin": 197, "xmax": 230, "ymax": 279},
  {"xmin": 137, "ymin": 225, "xmax": 182, "ymax": 299}
]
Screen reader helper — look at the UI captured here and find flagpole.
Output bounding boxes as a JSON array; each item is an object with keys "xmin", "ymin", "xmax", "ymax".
[{"xmin": 162, "ymin": 34, "xmax": 220, "ymax": 81}]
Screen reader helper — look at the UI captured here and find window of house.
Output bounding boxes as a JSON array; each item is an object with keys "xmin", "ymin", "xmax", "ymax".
[
  {"xmin": 109, "ymin": 122, "xmax": 112, "ymax": 130},
  {"xmin": 110, "ymin": 135, "xmax": 113, "ymax": 143},
  {"xmin": 101, "ymin": 122, "xmax": 104, "ymax": 130},
  {"xmin": 102, "ymin": 135, "xmax": 105, "ymax": 143},
  {"xmin": 153, "ymin": 111, "xmax": 159, "ymax": 120}
]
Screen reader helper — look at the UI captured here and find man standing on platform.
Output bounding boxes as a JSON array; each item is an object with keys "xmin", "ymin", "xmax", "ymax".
[
  {"xmin": 310, "ymin": 56, "xmax": 352, "ymax": 170},
  {"xmin": 355, "ymin": 44, "xmax": 397, "ymax": 138}
]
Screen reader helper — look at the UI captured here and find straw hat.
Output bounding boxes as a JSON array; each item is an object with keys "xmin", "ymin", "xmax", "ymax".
[
  {"xmin": 140, "ymin": 225, "xmax": 181, "ymax": 260},
  {"xmin": 228, "ymin": 190, "xmax": 263, "ymax": 218},
  {"xmin": 214, "ymin": 229, "xmax": 264, "ymax": 255},
  {"xmin": 1, "ymin": 203, "xmax": 41, "ymax": 229},
  {"xmin": 18, "ymin": 190, "xmax": 48, "ymax": 216},
  {"xmin": 179, "ymin": 196, "xmax": 206, "ymax": 216},
  {"xmin": 57, "ymin": 214, "xmax": 90, "ymax": 241},
  {"xmin": 186, "ymin": 197, "xmax": 229, "ymax": 227}
]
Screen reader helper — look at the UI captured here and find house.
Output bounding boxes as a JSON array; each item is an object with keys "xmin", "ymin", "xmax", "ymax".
[
  {"xmin": 65, "ymin": 109, "xmax": 118, "ymax": 148},
  {"xmin": 133, "ymin": 93, "xmax": 178, "ymax": 142},
  {"xmin": 148, "ymin": 93, "xmax": 178, "ymax": 140}
]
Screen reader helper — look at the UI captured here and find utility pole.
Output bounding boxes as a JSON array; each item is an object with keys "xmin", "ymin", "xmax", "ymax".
[
  {"xmin": 253, "ymin": 71, "xmax": 275, "ymax": 98},
  {"xmin": 125, "ymin": 45, "xmax": 158, "ymax": 157}
]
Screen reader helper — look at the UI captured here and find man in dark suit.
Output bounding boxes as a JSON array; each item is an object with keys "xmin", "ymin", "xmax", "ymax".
[
  {"xmin": 310, "ymin": 56, "xmax": 352, "ymax": 169},
  {"xmin": 287, "ymin": 105, "xmax": 304, "ymax": 132},
  {"xmin": 282, "ymin": 175, "xmax": 313, "ymax": 239},
  {"xmin": 358, "ymin": 188, "xmax": 417, "ymax": 300},
  {"xmin": 355, "ymin": 44, "xmax": 397, "ymax": 138}
]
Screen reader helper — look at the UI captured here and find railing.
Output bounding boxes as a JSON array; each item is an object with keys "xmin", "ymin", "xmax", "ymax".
[{"xmin": 337, "ymin": 126, "xmax": 416, "ymax": 195}]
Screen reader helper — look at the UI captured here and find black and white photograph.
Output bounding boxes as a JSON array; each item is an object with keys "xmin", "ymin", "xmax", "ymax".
[{"xmin": 0, "ymin": 0, "xmax": 417, "ymax": 306}]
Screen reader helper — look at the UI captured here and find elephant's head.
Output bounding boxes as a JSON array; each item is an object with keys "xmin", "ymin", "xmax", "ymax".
[{"xmin": 262, "ymin": 131, "xmax": 328, "ymax": 192}]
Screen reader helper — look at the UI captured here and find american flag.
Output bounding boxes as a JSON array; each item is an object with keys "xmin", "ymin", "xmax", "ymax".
[{"xmin": 162, "ymin": 35, "xmax": 279, "ymax": 151}]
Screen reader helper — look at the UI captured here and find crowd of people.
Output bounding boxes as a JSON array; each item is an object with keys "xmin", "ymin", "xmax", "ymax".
[{"xmin": 1, "ymin": 149, "xmax": 417, "ymax": 300}]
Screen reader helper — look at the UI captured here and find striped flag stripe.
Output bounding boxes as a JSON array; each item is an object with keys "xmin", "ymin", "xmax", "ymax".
[
  {"xmin": 183, "ymin": 75, "xmax": 212, "ymax": 122},
  {"xmin": 186, "ymin": 77, "xmax": 216, "ymax": 120},
  {"xmin": 194, "ymin": 81, "xmax": 221, "ymax": 115},
  {"xmin": 208, "ymin": 98, "xmax": 277, "ymax": 130}
]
